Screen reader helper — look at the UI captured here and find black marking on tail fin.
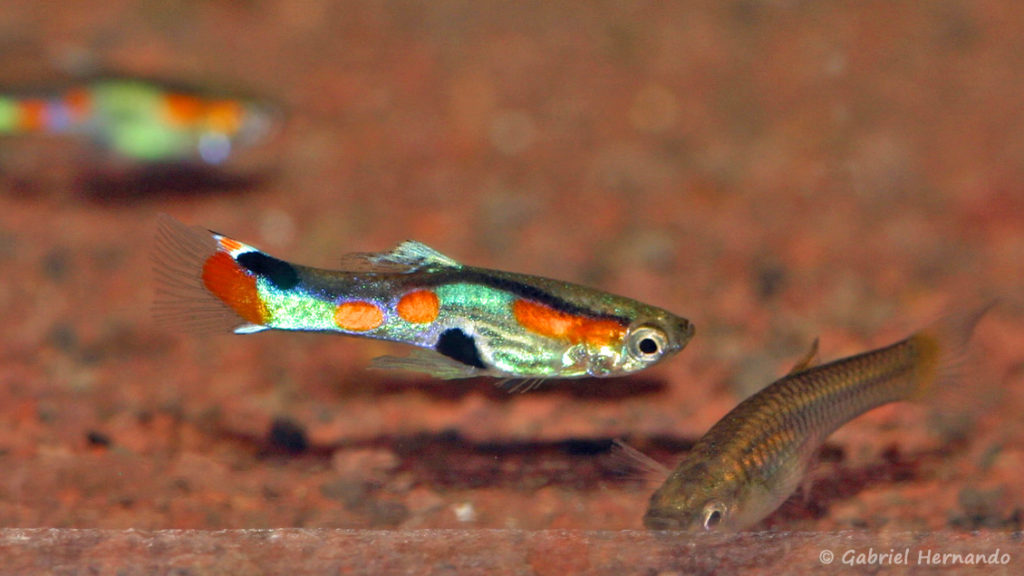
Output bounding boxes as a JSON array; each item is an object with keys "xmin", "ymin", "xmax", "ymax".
[
  {"xmin": 236, "ymin": 251, "xmax": 299, "ymax": 290},
  {"xmin": 436, "ymin": 328, "xmax": 486, "ymax": 369}
]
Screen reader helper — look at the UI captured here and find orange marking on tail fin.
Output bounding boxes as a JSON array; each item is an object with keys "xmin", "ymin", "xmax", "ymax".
[
  {"xmin": 334, "ymin": 301, "xmax": 384, "ymax": 332},
  {"xmin": 201, "ymin": 252, "xmax": 268, "ymax": 325},
  {"xmin": 217, "ymin": 237, "xmax": 244, "ymax": 252},
  {"xmin": 512, "ymin": 299, "xmax": 626, "ymax": 346},
  {"xmin": 397, "ymin": 290, "xmax": 440, "ymax": 324},
  {"xmin": 153, "ymin": 213, "xmax": 247, "ymax": 333}
]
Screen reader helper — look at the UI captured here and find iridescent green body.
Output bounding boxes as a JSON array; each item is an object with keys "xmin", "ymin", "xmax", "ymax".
[
  {"xmin": 154, "ymin": 215, "xmax": 695, "ymax": 380},
  {"xmin": 0, "ymin": 97, "xmax": 18, "ymax": 131},
  {"xmin": 644, "ymin": 309, "xmax": 984, "ymax": 531},
  {"xmin": 280, "ymin": 268, "xmax": 685, "ymax": 379}
]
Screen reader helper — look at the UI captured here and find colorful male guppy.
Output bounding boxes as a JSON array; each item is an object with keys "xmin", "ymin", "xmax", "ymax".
[
  {"xmin": 642, "ymin": 305, "xmax": 989, "ymax": 531},
  {"xmin": 154, "ymin": 215, "xmax": 695, "ymax": 380},
  {"xmin": 0, "ymin": 76, "xmax": 279, "ymax": 166}
]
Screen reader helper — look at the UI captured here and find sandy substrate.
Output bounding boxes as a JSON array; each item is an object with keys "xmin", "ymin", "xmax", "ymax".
[{"xmin": 2, "ymin": 529, "xmax": 1021, "ymax": 575}]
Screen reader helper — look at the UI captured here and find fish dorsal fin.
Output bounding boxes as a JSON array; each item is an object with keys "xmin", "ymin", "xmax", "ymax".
[
  {"xmin": 786, "ymin": 337, "xmax": 820, "ymax": 375},
  {"xmin": 339, "ymin": 241, "xmax": 462, "ymax": 273}
]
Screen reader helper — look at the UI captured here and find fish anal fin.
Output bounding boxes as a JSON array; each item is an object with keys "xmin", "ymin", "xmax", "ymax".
[
  {"xmin": 797, "ymin": 455, "xmax": 820, "ymax": 505},
  {"xmin": 369, "ymin": 349, "xmax": 481, "ymax": 379},
  {"xmin": 496, "ymin": 377, "xmax": 548, "ymax": 394}
]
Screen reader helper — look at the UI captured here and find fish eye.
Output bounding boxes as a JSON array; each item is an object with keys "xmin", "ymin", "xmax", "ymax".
[
  {"xmin": 702, "ymin": 501, "xmax": 727, "ymax": 531},
  {"xmin": 627, "ymin": 326, "xmax": 668, "ymax": 362},
  {"xmin": 639, "ymin": 337, "xmax": 659, "ymax": 354}
]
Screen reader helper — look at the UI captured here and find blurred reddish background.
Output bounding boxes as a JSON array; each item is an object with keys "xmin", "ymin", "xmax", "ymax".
[{"xmin": 0, "ymin": 1, "xmax": 1021, "ymax": 573}]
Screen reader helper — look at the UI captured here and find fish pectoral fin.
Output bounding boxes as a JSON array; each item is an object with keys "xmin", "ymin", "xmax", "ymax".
[
  {"xmin": 786, "ymin": 337, "xmax": 820, "ymax": 375},
  {"xmin": 607, "ymin": 439, "xmax": 672, "ymax": 487},
  {"xmin": 794, "ymin": 455, "xmax": 823, "ymax": 505},
  {"xmin": 339, "ymin": 240, "xmax": 462, "ymax": 273},
  {"xmin": 233, "ymin": 323, "xmax": 268, "ymax": 334},
  {"xmin": 369, "ymin": 349, "xmax": 481, "ymax": 379}
]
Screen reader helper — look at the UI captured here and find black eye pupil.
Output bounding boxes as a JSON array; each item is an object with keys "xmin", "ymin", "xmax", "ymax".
[
  {"xmin": 705, "ymin": 510, "xmax": 722, "ymax": 529},
  {"xmin": 638, "ymin": 337, "xmax": 659, "ymax": 355}
]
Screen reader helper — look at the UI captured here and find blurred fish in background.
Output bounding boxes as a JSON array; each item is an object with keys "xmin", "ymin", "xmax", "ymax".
[{"xmin": 0, "ymin": 73, "xmax": 285, "ymax": 198}]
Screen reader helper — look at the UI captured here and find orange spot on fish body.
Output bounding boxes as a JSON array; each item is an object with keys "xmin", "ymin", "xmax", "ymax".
[
  {"xmin": 64, "ymin": 89, "xmax": 92, "ymax": 122},
  {"xmin": 19, "ymin": 99, "xmax": 47, "ymax": 131},
  {"xmin": 165, "ymin": 93, "xmax": 204, "ymax": 125},
  {"xmin": 397, "ymin": 290, "xmax": 440, "ymax": 324},
  {"xmin": 217, "ymin": 237, "xmax": 244, "ymax": 252},
  {"xmin": 207, "ymin": 100, "xmax": 243, "ymax": 133},
  {"xmin": 201, "ymin": 251, "xmax": 268, "ymax": 325},
  {"xmin": 512, "ymin": 299, "xmax": 626, "ymax": 346},
  {"xmin": 334, "ymin": 301, "xmax": 384, "ymax": 332}
]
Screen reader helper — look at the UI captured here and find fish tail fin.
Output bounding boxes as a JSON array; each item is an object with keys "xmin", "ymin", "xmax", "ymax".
[
  {"xmin": 152, "ymin": 213, "xmax": 269, "ymax": 333},
  {"xmin": 907, "ymin": 300, "xmax": 995, "ymax": 401},
  {"xmin": 1, "ymin": 92, "xmax": 87, "ymax": 134}
]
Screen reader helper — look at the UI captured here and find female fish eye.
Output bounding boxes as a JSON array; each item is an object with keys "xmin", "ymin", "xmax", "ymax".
[
  {"xmin": 702, "ymin": 502, "xmax": 727, "ymax": 531},
  {"xmin": 628, "ymin": 327, "xmax": 668, "ymax": 361}
]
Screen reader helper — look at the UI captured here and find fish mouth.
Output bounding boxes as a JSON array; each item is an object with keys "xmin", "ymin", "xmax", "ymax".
[
  {"xmin": 642, "ymin": 510, "xmax": 686, "ymax": 531},
  {"xmin": 666, "ymin": 317, "xmax": 695, "ymax": 353},
  {"xmin": 680, "ymin": 319, "xmax": 696, "ymax": 347}
]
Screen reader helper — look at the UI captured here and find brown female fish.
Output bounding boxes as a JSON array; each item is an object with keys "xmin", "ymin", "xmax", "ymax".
[{"xmin": 644, "ymin": 306, "xmax": 989, "ymax": 531}]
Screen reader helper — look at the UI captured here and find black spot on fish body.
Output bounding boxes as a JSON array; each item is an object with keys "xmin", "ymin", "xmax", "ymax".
[
  {"xmin": 436, "ymin": 328, "xmax": 486, "ymax": 369},
  {"xmin": 236, "ymin": 251, "xmax": 300, "ymax": 290}
]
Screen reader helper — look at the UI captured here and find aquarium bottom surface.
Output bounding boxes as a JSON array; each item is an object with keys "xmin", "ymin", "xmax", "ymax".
[{"xmin": 1, "ymin": 528, "xmax": 1020, "ymax": 575}]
